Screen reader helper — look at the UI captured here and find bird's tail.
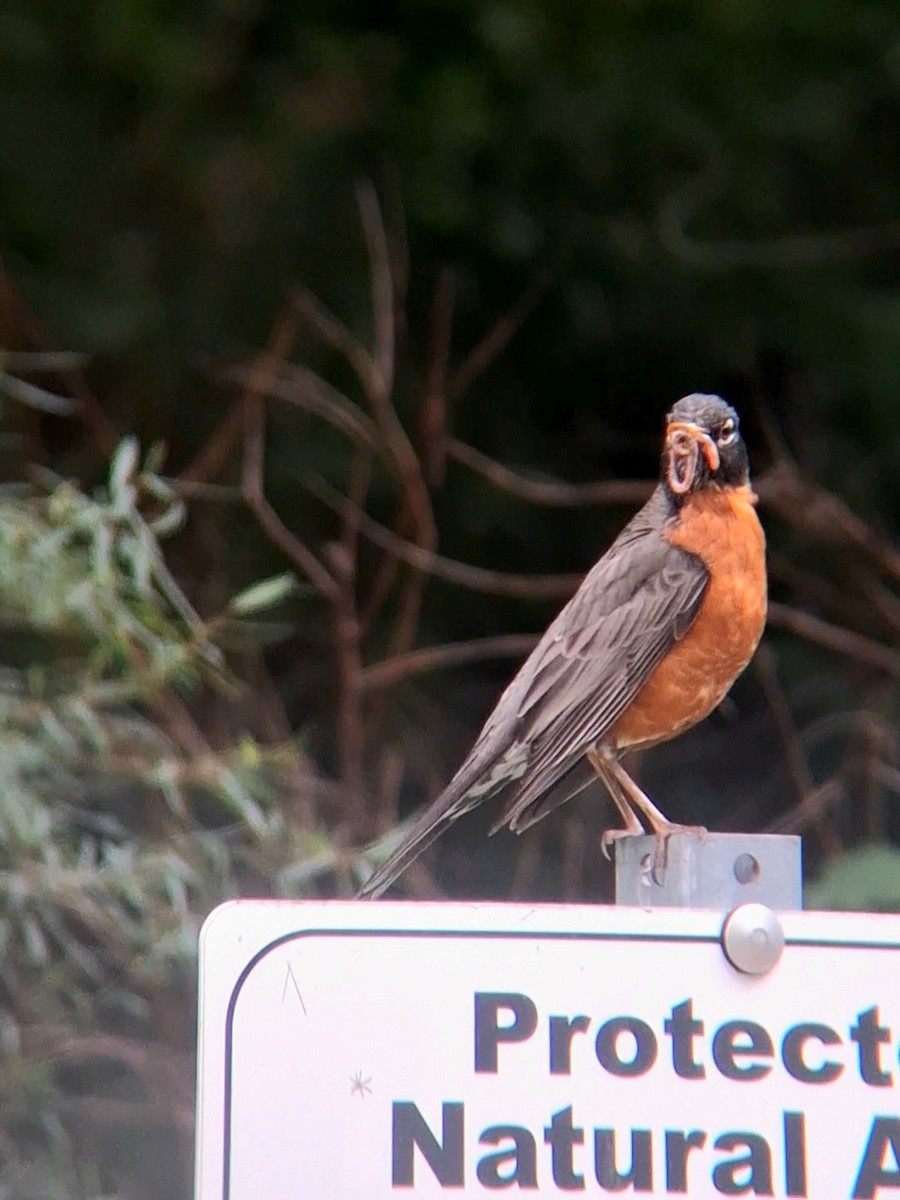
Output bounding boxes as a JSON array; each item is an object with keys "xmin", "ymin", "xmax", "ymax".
[
  {"xmin": 356, "ymin": 741, "xmax": 525, "ymax": 899},
  {"xmin": 356, "ymin": 797, "xmax": 461, "ymax": 899}
]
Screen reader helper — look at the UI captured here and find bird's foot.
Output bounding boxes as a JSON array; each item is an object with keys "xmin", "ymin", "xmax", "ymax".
[
  {"xmin": 649, "ymin": 822, "xmax": 708, "ymax": 881},
  {"xmin": 600, "ymin": 825, "xmax": 645, "ymax": 861}
]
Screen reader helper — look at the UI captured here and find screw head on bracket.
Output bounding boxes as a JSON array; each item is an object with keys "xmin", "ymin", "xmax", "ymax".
[{"xmin": 721, "ymin": 902, "xmax": 785, "ymax": 975}]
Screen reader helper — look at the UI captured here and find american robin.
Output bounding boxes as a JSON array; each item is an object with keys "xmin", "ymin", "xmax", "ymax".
[{"xmin": 358, "ymin": 393, "xmax": 766, "ymax": 898}]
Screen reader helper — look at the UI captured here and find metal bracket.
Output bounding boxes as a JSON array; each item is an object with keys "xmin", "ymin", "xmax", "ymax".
[{"xmin": 614, "ymin": 831, "xmax": 802, "ymax": 910}]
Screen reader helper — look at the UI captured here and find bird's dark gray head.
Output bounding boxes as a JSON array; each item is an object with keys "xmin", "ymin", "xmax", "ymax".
[
  {"xmin": 667, "ymin": 393, "xmax": 738, "ymax": 432},
  {"xmin": 662, "ymin": 393, "xmax": 749, "ymax": 497}
]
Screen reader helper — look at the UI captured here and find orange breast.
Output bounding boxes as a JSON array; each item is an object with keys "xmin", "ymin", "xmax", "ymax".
[{"xmin": 610, "ymin": 484, "xmax": 767, "ymax": 751}]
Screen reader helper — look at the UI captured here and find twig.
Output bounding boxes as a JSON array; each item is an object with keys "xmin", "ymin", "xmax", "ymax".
[
  {"xmin": 381, "ymin": 162, "xmax": 411, "ymax": 341},
  {"xmin": 374, "ymin": 745, "xmax": 405, "ymax": 834},
  {"xmin": 327, "ymin": 443, "xmax": 373, "ymax": 811},
  {"xmin": 293, "ymin": 191, "xmax": 438, "ymax": 669},
  {"xmin": 872, "ymin": 761, "xmax": 900, "ymax": 802},
  {"xmin": 448, "ymin": 268, "xmax": 554, "ymax": 401},
  {"xmin": 151, "ymin": 693, "xmax": 211, "ymax": 760},
  {"xmin": 326, "ymin": 548, "xmax": 365, "ymax": 812},
  {"xmin": 753, "ymin": 644, "xmax": 841, "ymax": 855},
  {"xmin": 357, "ymin": 178, "xmax": 395, "ymax": 394},
  {"xmin": 758, "ymin": 461, "xmax": 900, "ymax": 585},
  {"xmin": 337, "ymin": 443, "xmax": 373, "ymax": 573},
  {"xmin": 184, "ymin": 307, "xmax": 374, "ymax": 490},
  {"xmin": 658, "ymin": 155, "xmax": 900, "ymax": 270},
  {"xmin": 0, "ymin": 260, "xmax": 119, "ymax": 458},
  {"xmin": 361, "ymin": 633, "xmax": 540, "ymax": 692},
  {"xmin": 765, "ymin": 778, "xmax": 845, "ymax": 842},
  {"xmin": 766, "ymin": 550, "xmax": 848, "ymax": 618},
  {"xmin": 304, "ymin": 471, "xmax": 582, "ymax": 599},
  {"xmin": 359, "ymin": 504, "xmax": 409, "ymax": 632},
  {"xmin": 244, "ymin": 418, "xmax": 337, "ymax": 602},
  {"xmin": 447, "ymin": 437, "xmax": 654, "ymax": 507},
  {"xmin": 169, "ymin": 478, "xmax": 241, "ymax": 502},
  {"xmin": 221, "ymin": 362, "xmax": 379, "ymax": 449},
  {"xmin": 753, "ymin": 645, "xmax": 814, "ymax": 799},
  {"xmin": 767, "ymin": 602, "xmax": 900, "ymax": 679},
  {"xmin": 240, "ymin": 310, "xmax": 338, "ymax": 601},
  {"xmin": 419, "ymin": 267, "xmax": 456, "ymax": 485},
  {"xmin": 179, "ymin": 396, "xmax": 245, "ymax": 485},
  {"xmin": 26, "ymin": 1027, "xmax": 194, "ymax": 1131},
  {"xmin": 861, "ymin": 573, "xmax": 900, "ymax": 638},
  {"xmin": 355, "ymin": 184, "xmax": 438, "ymax": 664},
  {"xmin": 852, "ymin": 711, "xmax": 888, "ymax": 843},
  {"xmin": 242, "ymin": 656, "xmax": 320, "ymax": 830}
]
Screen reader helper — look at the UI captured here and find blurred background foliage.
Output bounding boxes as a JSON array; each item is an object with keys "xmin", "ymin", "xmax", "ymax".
[{"xmin": 2, "ymin": 0, "xmax": 900, "ymax": 1194}]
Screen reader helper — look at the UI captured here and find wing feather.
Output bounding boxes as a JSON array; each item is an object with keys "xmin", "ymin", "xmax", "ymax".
[{"xmin": 358, "ymin": 486, "xmax": 708, "ymax": 897}]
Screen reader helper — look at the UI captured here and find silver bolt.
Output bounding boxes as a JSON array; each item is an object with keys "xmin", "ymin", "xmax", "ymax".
[{"xmin": 721, "ymin": 903, "xmax": 785, "ymax": 975}]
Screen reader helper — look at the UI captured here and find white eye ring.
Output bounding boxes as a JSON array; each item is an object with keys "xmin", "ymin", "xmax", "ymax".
[{"xmin": 718, "ymin": 418, "xmax": 737, "ymax": 446}]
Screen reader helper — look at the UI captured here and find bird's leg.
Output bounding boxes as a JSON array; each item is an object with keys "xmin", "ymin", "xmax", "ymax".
[
  {"xmin": 605, "ymin": 756, "xmax": 707, "ymax": 875},
  {"xmin": 586, "ymin": 748, "xmax": 645, "ymax": 859}
]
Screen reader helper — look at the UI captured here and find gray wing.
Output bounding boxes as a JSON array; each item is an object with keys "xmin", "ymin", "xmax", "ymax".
[
  {"xmin": 358, "ymin": 487, "xmax": 708, "ymax": 898},
  {"xmin": 495, "ymin": 537, "xmax": 707, "ymax": 831}
]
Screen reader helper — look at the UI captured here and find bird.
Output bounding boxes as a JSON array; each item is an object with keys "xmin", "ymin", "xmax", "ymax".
[{"xmin": 358, "ymin": 393, "xmax": 767, "ymax": 899}]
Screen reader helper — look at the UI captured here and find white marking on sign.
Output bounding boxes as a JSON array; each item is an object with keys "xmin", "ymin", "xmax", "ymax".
[
  {"xmin": 194, "ymin": 901, "xmax": 900, "ymax": 1199},
  {"xmin": 280, "ymin": 962, "xmax": 307, "ymax": 1013}
]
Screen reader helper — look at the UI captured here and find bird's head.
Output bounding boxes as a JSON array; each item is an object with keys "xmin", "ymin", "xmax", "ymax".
[{"xmin": 661, "ymin": 393, "xmax": 749, "ymax": 498}]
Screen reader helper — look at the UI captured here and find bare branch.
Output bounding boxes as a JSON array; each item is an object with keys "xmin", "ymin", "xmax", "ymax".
[
  {"xmin": 758, "ymin": 462, "xmax": 900, "ymax": 586},
  {"xmin": 382, "ymin": 162, "xmax": 411, "ymax": 340},
  {"xmin": 419, "ymin": 266, "xmax": 457, "ymax": 485},
  {"xmin": 753, "ymin": 644, "xmax": 814, "ymax": 799},
  {"xmin": 765, "ymin": 778, "xmax": 845, "ymax": 839},
  {"xmin": 179, "ymin": 396, "xmax": 245, "ymax": 485},
  {"xmin": 291, "ymin": 195, "xmax": 438, "ymax": 667},
  {"xmin": 659, "ymin": 155, "xmax": 900, "ymax": 270},
  {"xmin": 359, "ymin": 507, "xmax": 409, "ymax": 632},
  {"xmin": 0, "ymin": 256, "xmax": 120, "ymax": 456},
  {"xmin": 753, "ymin": 644, "xmax": 842, "ymax": 856},
  {"xmin": 325, "ymin": 455, "xmax": 368, "ymax": 808},
  {"xmin": 291, "ymin": 286, "xmax": 375, "ymax": 396},
  {"xmin": 352, "ymin": 186, "xmax": 438, "ymax": 662},
  {"xmin": 447, "ymin": 437, "xmax": 654, "ymax": 507},
  {"xmin": 332, "ymin": 446, "xmax": 374, "ymax": 796},
  {"xmin": 767, "ymin": 601, "xmax": 900, "ymax": 679},
  {"xmin": 244, "ymin": 424, "xmax": 337, "ymax": 602},
  {"xmin": 305, "ymin": 471, "xmax": 582, "ymax": 599},
  {"xmin": 449, "ymin": 267, "xmax": 554, "ymax": 402},
  {"xmin": 239, "ymin": 309, "xmax": 338, "ymax": 601},
  {"xmin": 222, "ymin": 362, "xmax": 379, "ymax": 449},
  {"xmin": 357, "ymin": 178, "xmax": 395, "ymax": 393},
  {"xmin": 361, "ymin": 633, "xmax": 540, "ymax": 692}
]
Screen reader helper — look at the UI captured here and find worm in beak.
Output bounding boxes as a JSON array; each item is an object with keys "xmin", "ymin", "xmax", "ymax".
[{"xmin": 664, "ymin": 421, "xmax": 720, "ymax": 494}]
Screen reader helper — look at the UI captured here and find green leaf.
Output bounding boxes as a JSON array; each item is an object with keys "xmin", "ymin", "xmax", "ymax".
[
  {"xmin": 0, "ymin": 373, "xmax": 75, "ymax": 415},
  {"xmin": 108, "ymin": 436, "xmax": 140, "ymax": 501},
  {"xmin": 227, "ymin": 572, "xmax": 298, "ymax": 616}
]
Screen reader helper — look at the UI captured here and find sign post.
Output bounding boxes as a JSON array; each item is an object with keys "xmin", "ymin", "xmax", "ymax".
[{"xmin": 195, "ymin": 878, "xmax": 900, "ymax": 1200}]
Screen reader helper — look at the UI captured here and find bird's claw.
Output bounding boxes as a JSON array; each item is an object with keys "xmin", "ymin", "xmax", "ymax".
[
  {"xmin": 600, "ymin": 827, "xmax": 644, "ymax": 862},
  {"xmin": 649, "ymin": 824, "xmax": 708, "ymax": 884}
]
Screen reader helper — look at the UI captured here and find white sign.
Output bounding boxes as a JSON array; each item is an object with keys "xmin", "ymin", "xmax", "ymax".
[{"xmin": 195, "ymin": 901, "xmax": 900, "ymax": 1200}]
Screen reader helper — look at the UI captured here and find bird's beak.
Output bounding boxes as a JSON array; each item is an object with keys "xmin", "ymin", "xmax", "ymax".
[{"xmin": 665, "ymin": 421, "xmax": 720, "ymax": 472}]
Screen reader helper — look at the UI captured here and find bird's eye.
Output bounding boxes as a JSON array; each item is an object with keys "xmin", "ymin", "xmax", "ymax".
[{"xmin": 717, "ymin": 418, "xmax": 737, "ymax": 446}]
